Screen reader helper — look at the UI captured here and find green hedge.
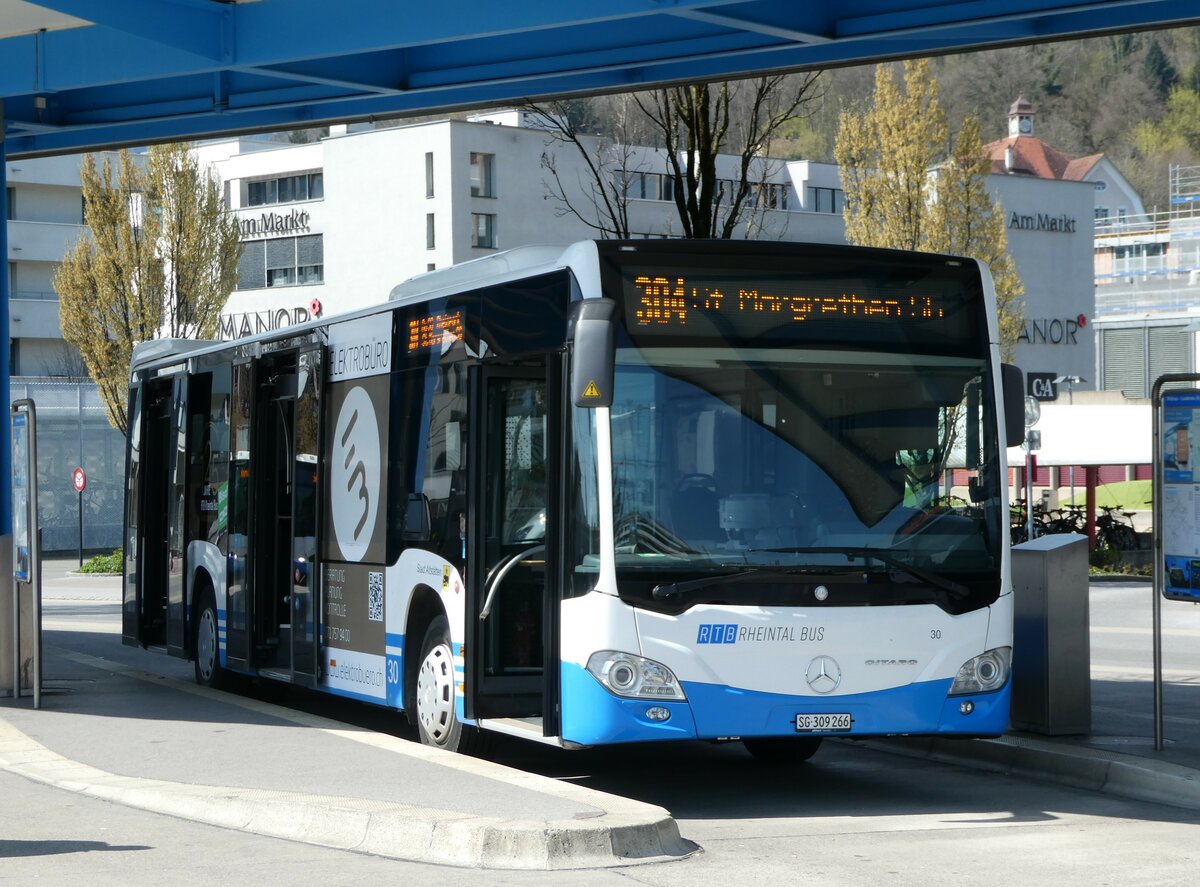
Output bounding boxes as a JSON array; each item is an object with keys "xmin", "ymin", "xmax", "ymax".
[{"xmin": 78, "ymin": 548, "xmax": 124, "ymax": 574}]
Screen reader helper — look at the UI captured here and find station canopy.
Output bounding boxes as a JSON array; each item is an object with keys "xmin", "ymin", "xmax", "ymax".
[{"xmin": 4, "ymin": 0, "xmax": 1200, "ymax": 158}]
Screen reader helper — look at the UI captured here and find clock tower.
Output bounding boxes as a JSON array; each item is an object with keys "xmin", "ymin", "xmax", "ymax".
[{"xmin": 1007, "ymin": 96, "xmax": 1034, "ymax": 137}]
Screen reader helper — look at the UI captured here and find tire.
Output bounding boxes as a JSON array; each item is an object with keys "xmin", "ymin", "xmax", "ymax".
[
  {"xmin": 742, "ymin": 736, "xmax": 822, "ymax": 763},
  {"xmin": 413, "ymin": 616, "xmax": 482, "ymax": 754},
  {"xmin": 193, "ymin": 589, "xmax": 226, "ymax": 689}
]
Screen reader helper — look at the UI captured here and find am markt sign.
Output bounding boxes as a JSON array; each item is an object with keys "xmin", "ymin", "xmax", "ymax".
[{"xmin": 1008, "ymin": 211, "xmax": 1077, "ymax": 234}]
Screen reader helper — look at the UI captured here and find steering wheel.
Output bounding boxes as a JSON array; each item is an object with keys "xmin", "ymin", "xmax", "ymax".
[{"xmin": 676, "ymin": 473, "xmax": 716, "ymax": 492}]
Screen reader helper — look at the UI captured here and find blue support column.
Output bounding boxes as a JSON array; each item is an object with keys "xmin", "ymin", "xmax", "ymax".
[{"xmin": 0, "ymin": 105, "xmax": 11, "ymax": 535}]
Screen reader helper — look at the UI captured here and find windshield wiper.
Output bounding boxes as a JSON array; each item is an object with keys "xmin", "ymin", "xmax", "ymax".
[
  {"xmin": 652, "ymin": 567, "xmax": 808, "ymax": 600},
  {"xmin": 747, "ymin": 546, "xmax": 970, "ymax": 600}
]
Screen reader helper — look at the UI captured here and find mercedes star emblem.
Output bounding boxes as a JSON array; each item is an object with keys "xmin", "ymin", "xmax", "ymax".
[{"xmin": 806, "ymin": 655, "xmax": 842, "ymax": 694}]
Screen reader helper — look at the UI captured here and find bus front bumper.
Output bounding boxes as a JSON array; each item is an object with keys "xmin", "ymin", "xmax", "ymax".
[{"xmin": 560, "ymin": 662, "xmax": 1011, "ymax": 746}]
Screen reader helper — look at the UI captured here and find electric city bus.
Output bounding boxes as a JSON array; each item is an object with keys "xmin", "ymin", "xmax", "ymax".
[{"xmin": 122, "ymin": 239, "xmax": 1025, "ymax": 760}]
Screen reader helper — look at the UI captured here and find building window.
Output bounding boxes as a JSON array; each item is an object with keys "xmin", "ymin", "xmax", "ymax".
[
  {"xmin": 809, "ymin": 186, "xmax": 843, "ymax": 214},
  {"xmin": 471, "ymin": 213, "xmax": 496, "ymax": 249},
  {"xmin": 6, "ymin": 186, "xmax": 14, "ymax": 221},
  {"xmin": 1118, "ymin": 208, "xmax": 1127, "ymax": 222},
  {"xmin": 236, "ymin": 235, "xmax": 323, "ymax": 290},
  {"xmin": 470, "ymin": 153, "xmax": 495, "ymax": 197},
  {"xmin": 246, "ymin": 172, "xmax": 324, "ymax": 207},
  {"xmin": 754, "ymin": 183, "xmax": 790, "ymax": 210},
  {"xmin": 426, "ymin": 213, "xmax": 435, "ymax": 250},
  {"xmin": 1095, "ymin": 207, "xmax": 1110, "ymax": 223},
  {"xmin": 427, "ymin": 263, "xmax": 436, "ymax": 272},
  {"xmin": 425, "ymin": 152, "xmax": 435, "ymax": 198}
]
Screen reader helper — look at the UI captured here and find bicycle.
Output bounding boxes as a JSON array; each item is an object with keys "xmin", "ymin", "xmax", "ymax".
[
  {"xmin": 1010, "ymin": 499, "xmax": 1049, "ymax": 545},
  {"xmin": 1095, "ymin": 506, "xmax": 1139, "ymax": 551}
]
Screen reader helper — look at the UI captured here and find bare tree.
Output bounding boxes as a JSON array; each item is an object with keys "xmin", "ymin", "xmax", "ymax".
[
  {"xmin": 531, "ymin": 96, "xmax": 648, "ymax": 238},
  {"xmin": 527, "ymin": 72, "xmax": 823, "ymax": 239}
]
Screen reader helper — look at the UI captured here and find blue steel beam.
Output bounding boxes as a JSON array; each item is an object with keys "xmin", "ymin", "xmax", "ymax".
[
  {"xmin": 24, "ymin": 0, "xmax": 230, "ymax": 59},
  {"xmin": 5, "ymin": 0, "xmax": 1200, "ymax": 158}
]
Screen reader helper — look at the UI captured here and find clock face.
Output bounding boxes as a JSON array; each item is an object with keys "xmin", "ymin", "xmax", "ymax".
[{"xmin": 1019, "ymin": 117, "xmax": 1032, "ymax": 134}]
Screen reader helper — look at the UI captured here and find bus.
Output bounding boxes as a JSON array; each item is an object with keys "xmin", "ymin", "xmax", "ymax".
[{"xmin": 123, "ymin": 239, "xmax": 1025, "ymax": 760}]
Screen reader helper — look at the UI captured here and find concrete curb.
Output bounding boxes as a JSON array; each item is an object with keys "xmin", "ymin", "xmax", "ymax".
[
  {"xmin": 865, "ymin": 735, "xmax": 1200, "ymax": 811},
  {"xmin": 0, "ymin": 717, "xmax": 695, "ymax": 869}
]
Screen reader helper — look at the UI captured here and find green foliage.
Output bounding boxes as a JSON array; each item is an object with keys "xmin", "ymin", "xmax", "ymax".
[
  {"xmin": 55, "ymin": 144, "xmax": 242, "ymax": 434},
  {"xmin": 835, "ymin": 60, "xmax": 1024, "ymax": 360},
  {"xmin": 78, "ymin": 548, "xmax": 124, "ymax": 574},
  {"xmin": 1144, "ymin": 38, "xmax": 1179, "ymax": 101}
]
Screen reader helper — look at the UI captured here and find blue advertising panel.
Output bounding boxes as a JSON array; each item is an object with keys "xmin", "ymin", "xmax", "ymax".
[
  {"xmin": 1161, "ymin": 390, "xmax": 1200, "ymax": 601},
  {"xmin": 11, "ymin": 409, "xmax": 29, "ymax": 583}
]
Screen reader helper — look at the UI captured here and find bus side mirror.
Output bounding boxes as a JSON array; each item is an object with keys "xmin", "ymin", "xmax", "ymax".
[
  {"xmin": 568, "ymin": 299, "xmax": 616, "ymax": 408},
  {"xmin": 1001, "ymin": 363, "xmax": 1025, "ymax": 448}
]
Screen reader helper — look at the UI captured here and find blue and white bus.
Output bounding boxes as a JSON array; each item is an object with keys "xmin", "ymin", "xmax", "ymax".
[{"xmin": 123, "ymin": 239, "xmax": 1024, "ymax": 759}]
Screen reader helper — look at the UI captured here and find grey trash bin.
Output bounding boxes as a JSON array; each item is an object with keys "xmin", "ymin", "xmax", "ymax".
[{"xmin": 1010, "ymin": 533, "xmax": 1091, "ymax": 735}]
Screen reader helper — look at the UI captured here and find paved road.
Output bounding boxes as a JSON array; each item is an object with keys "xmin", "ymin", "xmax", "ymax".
[{"xmin": 5, "ymin": 576, "xmax": 1200, "ymax": 885}]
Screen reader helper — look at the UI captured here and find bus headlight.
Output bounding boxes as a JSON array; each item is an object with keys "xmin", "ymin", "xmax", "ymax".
[
  {"xmin": 586, "ymin": 651, "xmax": 687, "ymax": 701},
  {"xmin": 949, "ymin": 647, "xmax": 1012, "ymax": 696}
]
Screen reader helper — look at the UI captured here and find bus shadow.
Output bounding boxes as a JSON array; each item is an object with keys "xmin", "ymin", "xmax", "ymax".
[{"xmin": 482, "ymin": 735, "xmax": 1200, "ymax": 826}]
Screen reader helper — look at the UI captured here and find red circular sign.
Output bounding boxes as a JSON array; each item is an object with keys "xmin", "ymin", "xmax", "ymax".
[
  {"xmin": 309, "ymin": 297, "xmax": 322, "ymax": 317},
  {"xmin": 72, "ymin": 468, "xmax": 86, "ymax": 492}
]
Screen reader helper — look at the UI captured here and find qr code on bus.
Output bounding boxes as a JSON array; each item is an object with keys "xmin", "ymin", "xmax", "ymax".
[{"xmin": 368, "ymin": 571, "xmax": 384, "ymax": 622}]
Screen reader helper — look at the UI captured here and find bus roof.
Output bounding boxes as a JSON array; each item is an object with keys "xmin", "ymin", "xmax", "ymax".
[{"xmin": 130, "ymin": 241, "xmax": 602, "ymax": 373}]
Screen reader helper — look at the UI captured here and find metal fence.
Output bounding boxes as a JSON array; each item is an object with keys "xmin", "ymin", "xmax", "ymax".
[{"xmin": 10, "ymin": 378, "xmax": 125, "ymax": 553}]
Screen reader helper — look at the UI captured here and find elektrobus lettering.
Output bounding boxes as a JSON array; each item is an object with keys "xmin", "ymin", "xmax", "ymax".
[{"xmin": 122, "ymin": 239, "xmax": 1014, "ymax": 760}]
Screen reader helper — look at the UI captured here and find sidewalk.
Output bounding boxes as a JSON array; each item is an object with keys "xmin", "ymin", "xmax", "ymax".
[
  {"xmin": 5, "ymin": 560, "xmax": 1200, "ymax": 869},
  {"xmin": 1, "ymin": 559, "xmax": 692, "ymax": 870}
]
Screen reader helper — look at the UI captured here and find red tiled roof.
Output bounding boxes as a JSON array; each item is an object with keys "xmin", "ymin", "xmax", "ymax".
[{"xmin": 983, "ymin": 135, "xmax": 1103, "ymax": 182}]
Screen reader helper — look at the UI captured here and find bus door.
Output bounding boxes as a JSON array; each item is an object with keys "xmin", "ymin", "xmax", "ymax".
[
  {"xmin": 131, "ymin": 372, "xmax": 185, "ymax": 650},
  {"xmin": 468, "ymin": 360, "xmax": 561, "ymax": 735},
  {"xmin": 250, "ymin": 347, "xmax": 322, "ymax": 684}
]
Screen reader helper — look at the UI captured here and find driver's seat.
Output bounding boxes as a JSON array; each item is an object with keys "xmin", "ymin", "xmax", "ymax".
[{"xmin": 672, "ymin": 475, "xmax": 721, "ymax": 541}]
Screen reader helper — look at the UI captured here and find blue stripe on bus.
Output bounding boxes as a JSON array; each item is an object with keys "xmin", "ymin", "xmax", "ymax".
[
  {"xmin": 681, "ymin": 677, "xmax": 1011, "ymax": 739},
  {"xmin": 559, "ymin": 662, "xmax": 1010, "ymax": 746}
]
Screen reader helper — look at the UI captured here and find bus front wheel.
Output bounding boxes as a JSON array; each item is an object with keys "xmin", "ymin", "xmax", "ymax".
[
  {"xmin": 742, "ymin": 736, "xmax": 822, "ymax": 763},
  {"xmin": 193, "ymin": 589, "xmax": 225, "ymax": 689},
  {"xmin": 414, "ymin": 616, "xmax": 481, "ymax": 754}
]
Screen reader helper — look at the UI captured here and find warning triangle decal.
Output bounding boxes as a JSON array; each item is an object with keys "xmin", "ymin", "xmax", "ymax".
[{"xmin": 582, "ymin": 380, "xmax": 601, "ymax": 399}]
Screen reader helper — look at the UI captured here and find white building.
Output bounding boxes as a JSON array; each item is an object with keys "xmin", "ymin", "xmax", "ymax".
[
  {"xmin": 8, "ymin": 102, "xmax": 1118, "ymax": 397},
  {"xmin": 5, "ymin": 153, "xmax": 104, "ymax": 376},
  {"xmin": 199, "ymin": 115, "xmax": 849, "ymax": 339}
]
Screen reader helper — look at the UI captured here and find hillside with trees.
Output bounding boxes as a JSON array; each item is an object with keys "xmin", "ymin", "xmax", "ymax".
[
  {"xmin": 782, "ymin": 28, "xmax": 1200, "ymax": 210},
  {"xmin": 525, "ymin": 27, "xmax": 1200, "ymax": 213}
]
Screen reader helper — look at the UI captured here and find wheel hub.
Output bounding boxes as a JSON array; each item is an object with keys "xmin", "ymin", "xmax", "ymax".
[
  {"xmin": 197, "ymin": 608, "xmax": 216, "ymax": 681},
  {"xmin": 417, "ymin": 643, "xmax": 455, "ymax": 744}
]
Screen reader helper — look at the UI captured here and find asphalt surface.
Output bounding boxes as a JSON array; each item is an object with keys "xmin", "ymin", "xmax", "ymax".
[{"xmin": 2, "ymin": 561, "xmax": 1199, "ymax": 870}]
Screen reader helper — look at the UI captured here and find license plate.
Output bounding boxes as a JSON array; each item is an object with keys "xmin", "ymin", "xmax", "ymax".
[{"xmin": 795, "ymin": 713, "xmax": 852, "ymax": 733}]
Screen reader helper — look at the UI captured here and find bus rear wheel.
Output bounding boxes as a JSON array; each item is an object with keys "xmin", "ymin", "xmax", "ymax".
[
  {"xmin": 193, "ymin": 589, "xmax": 225, "ymax": 689},
  {"xmin": 414, "ymin": 616, "xmax": 481, "ymax": 755},
  {"xmin": 742, "ymin": 736, "xmax": 822, "ymax": 763}
]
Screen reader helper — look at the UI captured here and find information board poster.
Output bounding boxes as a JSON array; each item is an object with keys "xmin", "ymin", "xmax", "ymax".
[
  {"xmin": 1161, "ymin": 390, "xmax": 1200, "ymax": 601},
  {"xmin": 11, "ymin": 410, "xmax": 30, "ymax": 583}
]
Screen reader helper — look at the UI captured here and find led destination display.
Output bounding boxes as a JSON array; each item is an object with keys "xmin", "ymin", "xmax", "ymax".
[
  {"xmin": 629, "ymin": 274, "xmax": 944, "ymax": 329},
  {"xmin": 407, "ymin": 309, "xmax": 464, "ymax": 352},
  {"xmin": 618, "ymin": 264, "xmax": 979, "ymax": 350}
]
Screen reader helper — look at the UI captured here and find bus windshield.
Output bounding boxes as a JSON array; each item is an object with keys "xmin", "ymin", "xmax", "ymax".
[{"xmin": 608, "ymin": 345, "xmax": 1004, "ymax": 608}]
